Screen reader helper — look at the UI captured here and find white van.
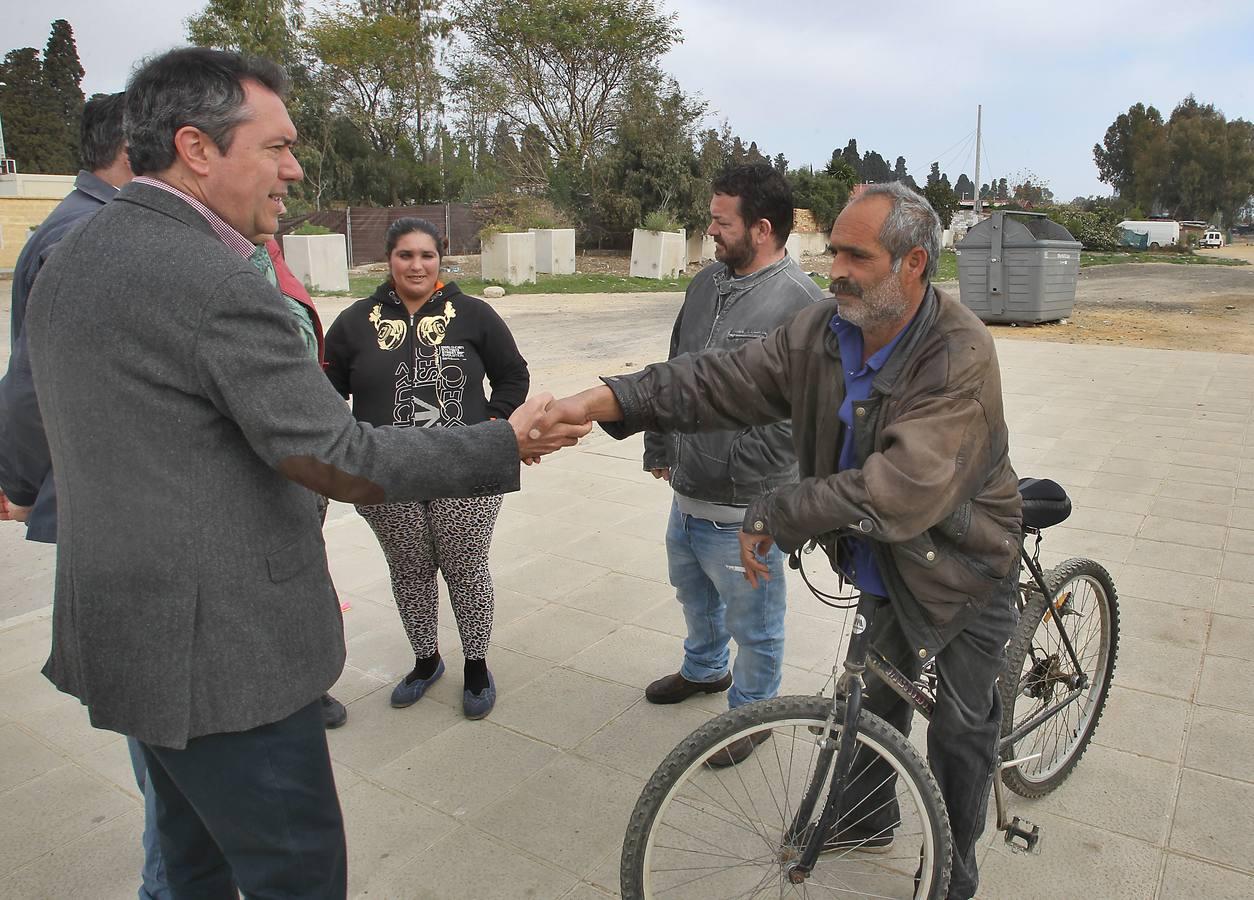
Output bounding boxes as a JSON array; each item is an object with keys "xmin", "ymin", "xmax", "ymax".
[
  {"xmin": 1118, "ymin": 219, "xmax": 1180, "ymax": 248},
  {"xmin": 1200, "ymin": 230, "xmax": 1224, "ymax": 249}
]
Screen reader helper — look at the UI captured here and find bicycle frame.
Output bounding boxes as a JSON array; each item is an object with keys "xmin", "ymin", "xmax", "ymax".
[{"xmin": 784, "ymin": 531, "xmax": 1089, "ymax": 879}]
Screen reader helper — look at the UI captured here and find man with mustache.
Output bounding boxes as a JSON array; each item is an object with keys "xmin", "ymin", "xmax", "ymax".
[
  {"xmin": 639, "ymin": 164, "xmax": 824, "ymax": 767},
  {"xmin": 541, "ymin": 181, "xmax": 1021, "ymax": 899}
]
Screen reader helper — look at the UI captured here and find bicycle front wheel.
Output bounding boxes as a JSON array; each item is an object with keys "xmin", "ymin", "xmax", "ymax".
[
  {"xmin": 621, "ymin": 695, "xmax": 952, "ymax": 899},
  {"xmin": 1000, "ymin": 557, "xmax": 1119, "ymax": 797}
]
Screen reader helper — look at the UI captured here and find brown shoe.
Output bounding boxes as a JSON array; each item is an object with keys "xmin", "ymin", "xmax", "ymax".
[
  {"xmin": 645, "ymin": 671, "xmax": 733, "ymax": 705},
  {"xmin": 705, "ymin": 730, "xmax": 772, "ymax": 768}
]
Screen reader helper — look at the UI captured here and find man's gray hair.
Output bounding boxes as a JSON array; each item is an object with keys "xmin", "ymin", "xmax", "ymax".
[{"xmin": 854, "ymin": 182, "xmax": 942, "ymax": 283}]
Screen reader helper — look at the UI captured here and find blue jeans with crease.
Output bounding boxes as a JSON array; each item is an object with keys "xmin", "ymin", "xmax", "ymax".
[{"xmin": 666, "ymin": 499, "xmax": 787, "ymax": 709}]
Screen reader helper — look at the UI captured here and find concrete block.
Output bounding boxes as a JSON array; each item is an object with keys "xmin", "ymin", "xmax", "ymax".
[
  {"xmin": 281, "ymin": 233, "xmax": 349, "ymax": 293},
  {"xmin": 629, "ymin": 228, "xmax": 685, "ymax": 279},
  {"xmin": 784, "ymin": 231, "xmax": 829, "ymax": 261},
  {"xmin": 480, "ymin": 231, "xmax": 536, "ymax": 285},
  {"xmin": 686, "ymin": 232, "xmax": 715, "ymax": 265},
  {"xmin": 529, "ymin": 227, "xmax": 575, "ymax": 275}
]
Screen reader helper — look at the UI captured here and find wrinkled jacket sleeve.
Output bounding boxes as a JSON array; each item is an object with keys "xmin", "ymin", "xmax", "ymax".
[
  {"xmin": 604, "ymin": 319, "xmax": 796, "ymax": 441},
  {"xmin": 745, "ymin": 390, "xmax": 996, "ymax": 553},
  {"xmin": 195, "ymin": 271, "xmax": 520, "ymax": 504},
  {"xmin": 641, "ymin": 301, "xmax": 686, "ymax": 471},
  {"xmin": 479, "ymin": 303, "xmax": 530, "ymax": 419},
  {"xmin": 0, "ymin": 329, "xmax": 50, "ymax": 507}
]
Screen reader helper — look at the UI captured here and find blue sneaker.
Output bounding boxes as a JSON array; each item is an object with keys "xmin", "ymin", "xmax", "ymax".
[
  {"xmin": 462, "ymin": 670, "xmax": 496, "ymax": 720},
  {"xmin": 390, "ymin": 659, "xmax": 445, "ymax": 708}
]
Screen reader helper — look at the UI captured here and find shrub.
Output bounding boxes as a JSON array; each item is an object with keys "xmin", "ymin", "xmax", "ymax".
[
  {"xmin": 292, "ymin": 222, "xmax": 333, "ymax": 236},
  {"xmin": 641, "ymin": 208, "xmax": 681, "ymax": 233},
  {"xmin": 1043, "ymin": 206, "xmax": 1121, "ymax": 251}
]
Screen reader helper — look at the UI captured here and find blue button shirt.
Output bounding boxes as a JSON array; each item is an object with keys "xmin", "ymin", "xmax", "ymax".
[{"xmin": 830, "ymin": 312, "xmax": 912, "ymax": 596}]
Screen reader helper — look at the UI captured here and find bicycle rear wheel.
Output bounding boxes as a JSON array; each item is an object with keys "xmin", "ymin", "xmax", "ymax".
[
  {"xmin": 621, "ymin": 695, "xmax": 952, "ymax": 899},
  {"xmin": 1000, "ymin": 557, "xmax": 1119, "ymax": 797}
]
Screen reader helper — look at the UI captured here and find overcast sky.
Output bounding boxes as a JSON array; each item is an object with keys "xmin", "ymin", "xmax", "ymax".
[{"xmin": 7, "ymin": 1, "xmax": 1253, "ymax": 199}]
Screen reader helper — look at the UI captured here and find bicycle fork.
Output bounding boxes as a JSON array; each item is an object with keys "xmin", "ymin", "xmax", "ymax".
[{"xmin": 783, "ymin": 593, "xmax": 879, "ymax": 883}]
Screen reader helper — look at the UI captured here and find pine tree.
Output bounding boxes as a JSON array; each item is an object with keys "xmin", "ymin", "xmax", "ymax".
[
  {"xmin": 0, "ymin": 48, "xmax": 62, "ymax": 173},
  {"xmin": 41, "ymin": 19, "xmax": 85, "ymax": 172}
]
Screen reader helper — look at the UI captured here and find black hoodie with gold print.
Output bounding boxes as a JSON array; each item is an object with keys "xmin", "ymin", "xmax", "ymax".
[{"xmin": 324, "ymin": 281, "xmax": 529, "ymax": 429}]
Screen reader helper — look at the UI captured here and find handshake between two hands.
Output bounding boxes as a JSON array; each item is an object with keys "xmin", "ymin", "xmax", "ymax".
[{"xmin": 506, "ymin": 387, "xmax": 617, "ymax": 465}]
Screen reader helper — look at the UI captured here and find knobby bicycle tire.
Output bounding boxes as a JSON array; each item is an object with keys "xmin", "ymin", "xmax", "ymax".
[
  {"xmin": 999, "ymin": 557, "xmax": 1119, "ymax": 797},
  {"xmin": 621, "ymin": 695, "xmax": 952, "ymax": 899}
]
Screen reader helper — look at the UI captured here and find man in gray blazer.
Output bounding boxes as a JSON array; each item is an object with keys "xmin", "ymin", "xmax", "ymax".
[{"xmin": 24, "ymin": 47, "xmax": 585, "ymax": 898}]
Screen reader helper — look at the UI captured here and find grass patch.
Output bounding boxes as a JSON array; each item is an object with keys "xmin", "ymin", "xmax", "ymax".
[
  {"xmin": 347, "ymin": 272, "xmax": 693, "ymax": 298},
  {"xmin": 1079, "ymin": 250, "xmax": 1248, "ymax": 267}
]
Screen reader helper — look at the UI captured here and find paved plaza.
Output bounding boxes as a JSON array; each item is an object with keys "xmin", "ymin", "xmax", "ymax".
[{"xmin": 2, "ymin": 287, "xmax": 1254, "ymax": 898}]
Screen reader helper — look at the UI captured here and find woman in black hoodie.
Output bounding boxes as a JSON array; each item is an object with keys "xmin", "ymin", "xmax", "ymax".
[{"xmin": 324, "ymin": 218, "xmax": 529, "ymax": 720}]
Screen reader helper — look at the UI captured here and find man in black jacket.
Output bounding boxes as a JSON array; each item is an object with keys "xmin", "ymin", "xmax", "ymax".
[{"xmin": 641, "ymin": 165, "xmax": 824, "ymax": 767}]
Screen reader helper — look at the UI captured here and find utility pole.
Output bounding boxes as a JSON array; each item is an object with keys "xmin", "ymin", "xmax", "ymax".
[{"xmin": 973, "ymin": 104, "xmax": 983, "ymax": 218}]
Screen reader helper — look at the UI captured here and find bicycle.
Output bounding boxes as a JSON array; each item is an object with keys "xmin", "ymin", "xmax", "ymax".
[{"xmin": 620, "ymin": 477, "xmax": 1120, "ymax": 899}]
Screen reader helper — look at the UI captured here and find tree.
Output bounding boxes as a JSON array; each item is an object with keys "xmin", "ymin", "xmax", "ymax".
[
  {"xmin": 304, "ymin": 0, "xmax": 447, "ymax": 203},
  {"xmin": 586, "ymin": 76, "xmax": 706, "ymax": 240},
  {"xmin": 772, "ymin": 152, "xmax": 788, "ymax": 175},
  {"xmin": 861, "ymin": 150, "xmax": 892, "ymax": 183},
  {"xmin": 997, "ymin": 178, "xmax": 1009, "ymax": 200},
  {"xmin": 840, "ymin": 140, "xmax": 862, "ymax": 181},
  {"xmin": 926, "ymin": 162, "xmax": 941, "ymax": 188},
  {"xmin": 1011, "ymin": 173, "xmax": 1053, "ymax": 205},
  {"xmin": 450, "ymin": 0, "xmax": 679, "ymax": 168},
  {"xmin": 41, "ymin": 19, "xmax": 84, "ymax": 171},
  {"xmin": 745, "ymin": 141, "xmax": 767, "ymax": 167},
  {"xmin": 519, "ymin": 122, "xmax": 551, "ymax": 187},
  {"xmin": 892, "ymin": 155, "xmax": 916, "ymax": 189},
  {"xmin": 823, "ymin": 156, "xmax": 858, "ymax": 191},
  {"xmin": 954, "ymin": 173, "xmax": 974, "ymax": 201},
  {"xmin": 186, "ymin": 0, "xmax": 304, "ymax": 67},
  {"xmin": 0, "ymin": 48, "xmax": 62, "ymax": 172},
  {"xmin": 1093, "ymin": 102, "xmax": 1168, "ymax": 214},
  {"xmin": 788, "ymin": 168, "xmax": 849, "ymax": 233},
  {"xmin": 922, "ymin": 180, "xmax": 957, "ymax": 228}
]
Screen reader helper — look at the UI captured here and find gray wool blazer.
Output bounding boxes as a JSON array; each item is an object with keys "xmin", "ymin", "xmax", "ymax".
[{"xmin": 25, "ymin": 182, "xmax": 520, "ymax": 748}]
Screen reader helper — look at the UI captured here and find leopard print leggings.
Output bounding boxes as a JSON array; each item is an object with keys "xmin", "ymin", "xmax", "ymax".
[{"xmin": 355, "ymin": 495, "xmax": 503, "ymax": 661}]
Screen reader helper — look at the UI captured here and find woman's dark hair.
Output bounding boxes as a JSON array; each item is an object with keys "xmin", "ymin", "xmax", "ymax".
[
  {"xmin": 124, "ymin": 47, "xmax": 289, "ymax": 176},
  {"xmin": 80, "ymin": 92, "xmax": 127, "ymax": 171},
  {"xmin": 385, "ymin": 217, "xmax": 444, "ymax": 258},
  {"xmin": 711, "ymin": 163, "xmax": 795, "ymax": 247}
]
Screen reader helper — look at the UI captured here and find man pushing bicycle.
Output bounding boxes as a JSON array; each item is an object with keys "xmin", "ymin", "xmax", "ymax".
[{"xmin": 539, "ymin": 181, "xmax": 1023, "ymax": 900}]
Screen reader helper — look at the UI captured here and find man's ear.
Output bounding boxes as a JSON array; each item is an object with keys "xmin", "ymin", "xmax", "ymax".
[
  {"xmin": 903, "ymin": 246, "xmax": 929, "ymax": 281},
  {"xmin": 752, "ymin": 218, "xmax": 774, "ymax": 248},
  {"xmin": 172, "ymin": 125, "xmax": 214, "ymax": 178}
]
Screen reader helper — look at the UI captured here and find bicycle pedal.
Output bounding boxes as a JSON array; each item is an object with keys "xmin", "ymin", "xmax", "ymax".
[{"xmin": 1003, "ymin": 816, "xmax": 1041, "ymax": 854}]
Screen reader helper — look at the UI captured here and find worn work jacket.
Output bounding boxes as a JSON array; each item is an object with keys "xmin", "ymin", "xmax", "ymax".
[{"xmin": 603, "ymin": 286, "xmax": 1023, "ymax": 660}]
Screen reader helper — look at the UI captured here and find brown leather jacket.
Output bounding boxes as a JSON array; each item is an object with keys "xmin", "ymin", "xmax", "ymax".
[{"xmin": 602, "ymin": 286, "xmax": 1022, "ymax": 659}]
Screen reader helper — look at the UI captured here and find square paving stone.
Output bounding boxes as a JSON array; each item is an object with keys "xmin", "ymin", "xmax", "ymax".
[
  {"xmin": 1158, "ymin": 480, "xmax": 1235, "ymax": 505},
  {"xmin": 566, "ymin": 625, "xmax": 687, "ymax": 691},
  {"xmin": 1185, "ymin": 706, "xmax": 1254, "ymax": 783},
  {"xmin": 1213, "ymin": 580, "xmax": 1253, "ymax": 619},
  {"xmin": 1196, "ymin": 654, "xmax": 1254, "ymax": 716},
  {"xmin": 557, "ymin": 532, "xmax": 669, "ymax": 583},
  {"xmin": 1113, "ymin": 635, "xmax": 1203, "ymax": 701},
  {"xmin": 1118, "ymin": 595, "xmax": 1209, "ymax": 650},
  {"xmin": 1220, "ymin": 551, "xmax": 1254, "ymax": 584},
  {"xmin": 559, "ymin": 572, "xmax": 674, "ymax": 623},
  {"xmin": 1126, "ymin": 539, "xmax": 1223, "ymax": 577},
  {"xmin": 1206, "ymin": 614, "xmax": 1254, "ymax": 660},
  {"xmin": 374, "ymin": 720, "xmax": 559, "ymax": 819},
  {"xmin": 0, "ymin": 724, "xmax": 66, "ymax": 795},
  {"xmin": 326, "ymin": 687, "xmax": 464, "ymax": 775},
  {"xmin": 366, "ymin": 825, "xmax": 579, "ymax": 899},
  {"xmin": 1227, "ymin": 527, "xmax": 1254, "ymax": 556},
  {"xmin": 1114, "ymin": 565, "xmax": 1216, "ymax": 609},
  {"xmin": 495, "ymin": 606, "xmax": 620, "ymax": 663},
  {"xmin": 494, "ymin": 554, "xmax": 610, "ymax": 601},
  {"xmin": 1010, "ymin": 743, "xmax": 1176, "ymax": 845},
  {"xmin": 0, "ymin": 618, "xmax": 52, "ymax": 676},
  {"xmin": 1148, "ymin": 496, "xmax": 1231, "ymax": 526},
  {"xmin": 1159, "ymin": 854, "xmax": 1254, "ymax": 899},
  {"xmin": 1092, "ymin": 686, "xmax": 1190, "ymax": 765},
  {"xmin": 467, "ymin": 754, "xmax": 643, "ymax": 879},
  {"xmin": 338, "ymin": 779, "xmax": 460, "ymax": 898},
  {"xmin": 0, "ymin": 765, "xmax": 135, "ymax": 876},
  {"xmin": 1137, "ymin": 516, "xmax": 1227, "ymax": 550},
  {"xmin": 976, "ymin": 809, "xmax": 1160, "ymax": 900},
  {"xmin": 487, "ymin": 668, "xmax": 642, "ymax": 750},
  {"xmin": 0, "ymin": 807, "xmax": 146, "ymax": 900},
  {"xmin": 572, "ymin": 698, "xmax": 714, "ymax": 780},
  {"xmin": 1170, "ymin": 768, "xmax": 1254, "ymax": 870}
]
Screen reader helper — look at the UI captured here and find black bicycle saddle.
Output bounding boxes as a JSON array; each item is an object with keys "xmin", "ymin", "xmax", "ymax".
[{"xmin": 1018, "ymin": 477, "xmax": 1072, "ymax": 530}]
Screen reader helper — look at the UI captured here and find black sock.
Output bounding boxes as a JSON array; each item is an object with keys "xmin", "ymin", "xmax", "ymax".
[
  {"xmin": 405, "ymin": 652, "xmax": 441, "ymax": 684},
  {"xmin": 464, "ymin": 657, "xmax": 489, "ymax": 694}
]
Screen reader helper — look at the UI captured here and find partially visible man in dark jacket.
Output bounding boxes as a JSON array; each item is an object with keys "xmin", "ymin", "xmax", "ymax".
[
  {"xmin": 0, "ymin": 92, "xmax": 132, "ymax": 541},
  {"xmin": 640, "ymin": 164, "xmax": 823, "ymax": 767},
  {"xmin": 541, "ymin": 182, "xmax": 1021, "ymax": 900}
]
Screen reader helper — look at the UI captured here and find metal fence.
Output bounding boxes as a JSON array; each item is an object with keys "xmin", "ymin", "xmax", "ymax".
[{"xmin": 278, "ymin": 203, "xmax": 486, "ymax": 266}]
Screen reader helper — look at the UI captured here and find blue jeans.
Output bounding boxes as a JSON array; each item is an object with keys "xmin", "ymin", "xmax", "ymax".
[
  {"xmin": 666, "ymin": 500, "xmax": 787, "ymax": 709},
  {"xmin": 126, "ymin": 737, "xmax": 171, "ymax": 900}
]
